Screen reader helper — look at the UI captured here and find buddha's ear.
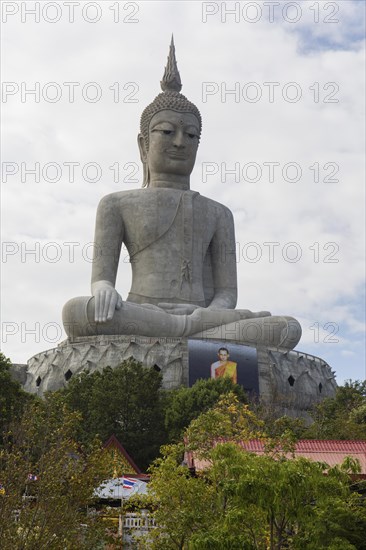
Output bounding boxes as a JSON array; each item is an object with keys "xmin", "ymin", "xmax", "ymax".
[
  {"xmin": 137, "ymin": 133, "xmax": 147, "ymax": 162},
  {"xmin": 138, "ymin": 134, "xmax": 150, "ymax": 187}
]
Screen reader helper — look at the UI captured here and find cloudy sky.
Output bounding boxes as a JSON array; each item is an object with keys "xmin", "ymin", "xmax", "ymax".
[{"xmin": 1, "ymin": 0, "xmax": 365, "ymax": 384}]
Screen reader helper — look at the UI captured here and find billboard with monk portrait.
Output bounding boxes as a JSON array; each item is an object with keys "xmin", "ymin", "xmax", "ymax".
[{"xmin": 188, "ymin": 339, "xmax": 259, "ymax": 395}]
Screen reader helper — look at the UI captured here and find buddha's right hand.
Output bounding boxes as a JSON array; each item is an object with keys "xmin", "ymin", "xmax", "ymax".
[{"xmin": 91, "ymin": 280, "xmax": 123, "ymax": 323}]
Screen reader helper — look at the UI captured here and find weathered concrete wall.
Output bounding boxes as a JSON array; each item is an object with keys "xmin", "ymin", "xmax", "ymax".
[
  {"xmin": 14, "ymin": 337, "xmax": 337, "ymax": 419},
  {"xmin": 257, "ymin": 347, "xmax": 337, "ymax": 417},
  {"xmin": 23, "ymin": 336, "xmax": 189, "ymax": 395}
]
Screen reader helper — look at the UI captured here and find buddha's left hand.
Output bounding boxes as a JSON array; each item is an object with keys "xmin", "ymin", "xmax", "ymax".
[
  {"xmin": 157, "ymin": 303, "xmax": 201, "ymax": 315},
  {"xmin": 237, "ymin": 309, "xmax": 272, "ymax": 319}
]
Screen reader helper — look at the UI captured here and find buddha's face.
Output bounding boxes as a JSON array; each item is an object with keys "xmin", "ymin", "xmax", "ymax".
[{"xmin": 140, "ymin": 110, "xmax": 200, "ymax": 179}]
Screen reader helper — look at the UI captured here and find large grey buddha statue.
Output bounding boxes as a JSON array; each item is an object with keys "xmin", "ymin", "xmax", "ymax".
[{"xmin": 62, "ymin": 38, "xmax": 301, "ymax": 350}]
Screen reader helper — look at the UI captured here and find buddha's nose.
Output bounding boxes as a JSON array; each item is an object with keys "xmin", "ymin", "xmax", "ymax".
[{"xmin": 173, "ymin": 130, "xmax": 185, "ymax": 147}]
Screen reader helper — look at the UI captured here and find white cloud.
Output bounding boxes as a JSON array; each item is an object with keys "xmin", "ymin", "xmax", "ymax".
[{"xmin": 341, "ymin": 350, "xmax": 356, "ymax": 357}]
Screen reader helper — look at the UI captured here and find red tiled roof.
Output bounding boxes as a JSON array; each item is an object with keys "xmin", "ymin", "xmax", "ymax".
[
  {"xmin": 186, "ymin": 440, "xmax": 366, "ymax": 475},
  {"xmin": 296, "ymin": 440, "xmax": 366, "ymax": 452},
  {"xmin": 238, "ymin": 439, "xmax": 366, "ymax": 453}
]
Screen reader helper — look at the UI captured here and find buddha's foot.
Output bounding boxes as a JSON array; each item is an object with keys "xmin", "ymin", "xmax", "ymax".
[{"xmin": 188, "ymin": 310, "xmax": 301, "ymax": 350}]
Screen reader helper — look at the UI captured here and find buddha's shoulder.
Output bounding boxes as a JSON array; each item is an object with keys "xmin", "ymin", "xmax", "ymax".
[
  {"xmin": 97, "ymin": 189, "xmax": 146, "ymax": 207},
  {"xmin": 197, "ymin": 193, "xmax": 234, "ymax": 217}
]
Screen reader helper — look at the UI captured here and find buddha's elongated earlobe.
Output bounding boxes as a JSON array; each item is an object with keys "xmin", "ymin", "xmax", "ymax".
[
  {"xmin": 138, "ymin": 133, "xmax": 150, "ymax": 188},
  {"xmin": 142, "ymin": 163, "xmax": 150, "ymax": 188}
]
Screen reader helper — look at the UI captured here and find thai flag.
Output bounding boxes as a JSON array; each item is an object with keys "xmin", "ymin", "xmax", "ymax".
[
  {"xmin": 28, "ymin": 474, "xmax": 38, "ymax": 481},
  {"xmin": 122, "ymin": 477, "xmax": 137, "ymax": 489}
]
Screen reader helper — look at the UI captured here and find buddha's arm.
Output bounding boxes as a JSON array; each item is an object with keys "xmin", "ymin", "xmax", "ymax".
[
  {"xmin": 207, "ymin": 206, "xmax": 237, "ymax": 310},
  {"xmin": 91, "ymin": 195, "xmax": 124, "ymax": 322}
]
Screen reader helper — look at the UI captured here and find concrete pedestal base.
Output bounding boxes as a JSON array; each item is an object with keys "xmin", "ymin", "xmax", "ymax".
[
  {"xmin": 256, "ymin": 347, "xmax": 337, "ymax": 415},
  {"xmin": 23, "ymin": 335, "xmax": 189, "ymax": 394},
  {"xmin": 14, "ymin": 335, "xmax": 337, "ymax": 417}
]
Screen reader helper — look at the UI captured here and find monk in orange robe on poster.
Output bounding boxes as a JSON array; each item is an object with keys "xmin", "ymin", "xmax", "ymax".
[{"xmin": 210, "ymin": 347, "xmax": 237, "ymax": 384}]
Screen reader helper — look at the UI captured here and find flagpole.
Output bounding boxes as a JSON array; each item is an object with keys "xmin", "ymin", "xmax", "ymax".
[
  {"xmin": 121, "ymin": 492, "xmax": 123, "ymax": 547},
  {"xmin": 119, "ymin": 476, "xmax": 138, "ymax": 547},
  {"xmin": 118, "ymin": 478, "xmax": 124, "ymax": 547}
]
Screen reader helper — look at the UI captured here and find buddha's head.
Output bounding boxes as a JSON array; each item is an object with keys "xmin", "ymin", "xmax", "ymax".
[{"xmin": 138, "ymin": 37, "xmax": 202, "ymax": 187}]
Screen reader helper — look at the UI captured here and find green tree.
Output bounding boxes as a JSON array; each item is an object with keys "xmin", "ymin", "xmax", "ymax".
[
  {"xmin": 142, "ymin": 393, "xmax": 366, "ymax": 550},
  {"xmin": 0, "ymin": 393, "xmax": 107, "ymax": 549},
  {"xmin": 0, "ymin": 353, "xmax": 34, "ymax": 445},
  {"xmin": 305, "ymin": 380, "xmax": 366, "ymax": 440},
  {"xmin": 185, "ymin": 392, "xmax": 265, "ymax": 458},
  {"xmin": 194, "ymin": 444, "xmax": 366, "ymax": 550},
  {"xmin": 164, "ymin": 377, "xmax": 247, "ymax": 442},
  {"xmin": 60, "ymin": 358, "xmax": 168, "ymax": 470},
  {"xmin": 249, "ymin": 396, "xmax": 307, "ymax": 441},
  {"xmin": 141, "ymin": 444, "xmax": 215, "ymax": 549}
]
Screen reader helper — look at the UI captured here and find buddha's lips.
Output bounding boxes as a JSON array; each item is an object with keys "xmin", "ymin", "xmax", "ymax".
[{"xmin": 167, "ymin": 152, "xmax": 188, "ymax": 159}]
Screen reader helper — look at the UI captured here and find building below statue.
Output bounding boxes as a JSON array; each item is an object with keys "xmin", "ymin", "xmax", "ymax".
[{"xmin": 12, "ymin": 336, "xmax": 337, "ymax": 418}]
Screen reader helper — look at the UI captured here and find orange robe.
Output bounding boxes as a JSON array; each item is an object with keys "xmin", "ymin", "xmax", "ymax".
[{"xmin": 212, "ymin": 361, "xmax": 237, "ymax": 384}]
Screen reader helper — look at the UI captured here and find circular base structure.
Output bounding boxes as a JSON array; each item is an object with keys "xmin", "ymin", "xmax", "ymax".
[
  {"xmin": 24, "ymin": 335, "xmax": 188, "ymax": 393},
  {"xmin": 16, "ymin": 335, "xmax": 337, "ymax": 416}
]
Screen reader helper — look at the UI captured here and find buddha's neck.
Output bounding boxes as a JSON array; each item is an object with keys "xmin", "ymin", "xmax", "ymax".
[{"xmin": 149, "ymin": 174, "xmax": 190, "ymax": 190}]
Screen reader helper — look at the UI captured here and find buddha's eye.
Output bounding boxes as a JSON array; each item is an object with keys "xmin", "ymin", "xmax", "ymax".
[
  {"xmin": 162, "ymin": 130, "xmax": 173, "ymax": 135},
  {"xmin": 188, "ymin": 133, "xmax": 197, "ymax": 139}
]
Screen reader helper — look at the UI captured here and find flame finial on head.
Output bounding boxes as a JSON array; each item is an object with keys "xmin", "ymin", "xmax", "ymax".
[{"xmin": 160, "ymin": 35, "xmax": 182, "ymax": 93}]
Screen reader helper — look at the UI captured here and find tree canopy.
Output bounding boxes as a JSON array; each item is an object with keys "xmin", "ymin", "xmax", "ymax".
[
  {"xmin": 1, "ymin": 352, "xmax": 366, "ymax": 548},
  {"xmin": 0, "ymin": 394, "xmax": 107, "ymax": 549},
  {"xmin": 143, "ymin": 393, "xmax": 366, "ymax": 550},
  {"xmin": 58, "ymin": 363, "xmax": 254, "ymax": 469},
  {"xmin": 59, "ymin": 358, "xmax": 168, "ymax": 470},
  {"xmin": 0, "ymin": 353, "xmax": 34, "ymax": 445},
  {"xmin": 164, "ymin": 376, "xmax": 248, "ymax": 442},
  {"xmin": 305, "ymin": 380, "xmax": 366, "ymax": 440}
]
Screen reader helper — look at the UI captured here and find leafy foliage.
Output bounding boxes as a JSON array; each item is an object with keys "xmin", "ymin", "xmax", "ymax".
[
  {"xmin": 0, "ymin": 353, "xmax": 34, "ymax": 445},
  {"xmin": 185, "ymin": 392, "xmax": 265, "ymax": 458},
  {"xmin": 305, "ymin": 380, "xmax": 366, "ymax": 440},
  {"xmin": 164, "ymin": 376, "xmax": 247, "ymax": 442},
  {"xmin": 0, "ymin": 394, "xmax": 107, "ymax": 549},
  {"xmin": 59, "ymin": 363, "xmax": 249, "ymax": 470},
  {"xmin": 141, "ymin": 393, "xmax": 366, "ymax": 550},
  {"xmin": 140, "ymin": 443, "xmax": 215, "ymax": 550},
  {"xmin": 2, "ymin": 353, "xmax": 366, "ymax": 548},
  {"xmin": 60, "ymin": 358, "xmax": 168, "ymax": 470}
]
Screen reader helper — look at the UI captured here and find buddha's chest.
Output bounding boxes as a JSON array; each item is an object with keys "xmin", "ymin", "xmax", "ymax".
[{"xmin": 121, "ymin": 191, "xmax": 216, "ymax": 252}]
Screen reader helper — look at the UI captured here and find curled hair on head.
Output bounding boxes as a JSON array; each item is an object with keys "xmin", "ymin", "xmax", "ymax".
[{"xmin": 139, "ymin": 36, "xmax": 202, "ymax": 187}]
